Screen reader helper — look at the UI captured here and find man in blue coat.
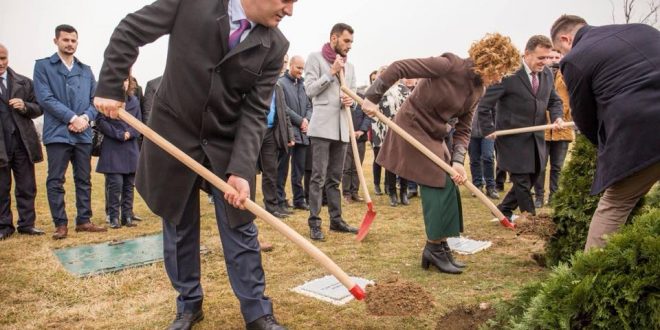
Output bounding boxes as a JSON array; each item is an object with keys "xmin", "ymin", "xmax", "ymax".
[
  {"xmin": 33, "ymin": 24, "xmax": 106, "ymax": 239},
  {"xmin": 551, "ymin": 15, "xmax": 660, "ymax": 250}
]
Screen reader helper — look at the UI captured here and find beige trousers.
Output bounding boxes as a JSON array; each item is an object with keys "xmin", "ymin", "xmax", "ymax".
[{"xmin": 585, "ymin": 162, "xmax": 660, "ymax": 250}]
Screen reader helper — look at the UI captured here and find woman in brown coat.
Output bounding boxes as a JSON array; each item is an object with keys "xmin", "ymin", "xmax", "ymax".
[{"xmin": 361, "ymin": 33, "xmax": 521, "ymax": 274}]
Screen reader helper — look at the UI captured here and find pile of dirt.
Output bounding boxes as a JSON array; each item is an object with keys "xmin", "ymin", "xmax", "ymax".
[
  {"xmin": 365, "ymin": 277, "xmax": 434, "ymax": 316},
  {"xmin": 435, "ymin": 304, "xmax": 496, "ymax": 330},
  {"xmin": 515, "ymin": 213, "xmax": 556, "ymax": 239}
]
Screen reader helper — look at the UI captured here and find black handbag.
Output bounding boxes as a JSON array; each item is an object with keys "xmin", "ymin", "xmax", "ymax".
[{"xmin": 91, "ymin": 124, "xmax": 104, "ymax": 157}]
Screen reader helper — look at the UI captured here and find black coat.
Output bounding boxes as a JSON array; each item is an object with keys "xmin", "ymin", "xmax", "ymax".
[
  {"xmin": 561, "ymin": 24, "xmax": 660, "ymax": 194},
  {"xmin": 141, "ymin": 76, "xmax": 162, "ymax": 125},
  {"xmin": 278, "ymin": 72, "xmax": 312, "ymax": 145},
  {"xmin": 96, "ymin": 95, "xmax": 141, "ymax": 174},
  {"xmin": 0, "ymin": 67, "xmax": 43, "ymax": 167},
  {"xmin": 478, "ymin": 66, "xmax": 563, "ymax": 174},
  {"xmin": 95, "ymin": 0, "xmax": 289, "ymax": 227},
  {"xmin": 272, "ymin": 83, "xmax": 294, "ymax": 151}
]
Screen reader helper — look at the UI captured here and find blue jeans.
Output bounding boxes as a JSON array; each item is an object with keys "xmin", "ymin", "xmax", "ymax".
[{"xmin": 468, "ymin": 137, "xmax": 495, "ymax": 189}]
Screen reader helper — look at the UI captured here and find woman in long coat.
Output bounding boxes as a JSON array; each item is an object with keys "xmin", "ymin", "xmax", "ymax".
[
  {"xmin": 96, "ymin": 77, "xmax": 141, "ymax": 228},
  {"xmin": 361, "ymin": 33, "xmax": 521, "ymax": 274}
]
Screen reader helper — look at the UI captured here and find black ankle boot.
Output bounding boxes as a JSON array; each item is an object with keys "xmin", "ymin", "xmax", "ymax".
[
  {"xmin": 389, "ymin": 192, "xmax": 398, "ymax": 207},
  {"xmin": 421, "ymin": 242, "xmax": 462, "ymax": 274},
  {"xmin": 441, "ymin": 241, "xmax": 466, "ymax": 268},
  {"xmin": 121, "ymin": 217, "xmax": 137, "ymax": 227},
  {"xmin": 109, "ymin": 218, "xmax": 121, "ymax": 229},
  {"xmin": 400, "ymin": 188, "xmax": 410, "ymax": 205},
  {"xmin": 374, "ymin": 185, "xmax": 383, "ymax": 196}
]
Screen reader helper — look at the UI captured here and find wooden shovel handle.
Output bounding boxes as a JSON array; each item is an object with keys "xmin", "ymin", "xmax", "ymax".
[
  {"xmin": 493, "ymin": 122, "xmax": 575, "ymax": 136},
  {"xmin": 339, "ymin": 87, "xmax": 507, "ymax": 222},
  {"xmin": 338, "ymin": 72, "xmax": 372, "ymax": 204},
  {"xmin": 116, "ymin": 109, "xmax": 364, "ymax": 299}
]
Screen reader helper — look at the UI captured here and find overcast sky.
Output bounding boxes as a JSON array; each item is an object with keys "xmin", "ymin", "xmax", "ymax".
[{"xmin": 0, "ymin": 0, "xmax": 642, "ymax": 86}]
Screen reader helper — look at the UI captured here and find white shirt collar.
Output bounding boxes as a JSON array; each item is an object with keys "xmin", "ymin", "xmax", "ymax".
[
  {"xmin": 229, "ymin": 0, "xmax": 255, "ymax": 26},
  {"xmin": 0, "ymin": 71, "xmax": 7, "ymax": 81},
  {"xmin": 523, "ymin": 59, "xmax": 534, "ymax": 76}
]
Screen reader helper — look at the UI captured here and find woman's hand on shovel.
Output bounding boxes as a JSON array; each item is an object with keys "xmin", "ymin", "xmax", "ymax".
[
  {"xmin": 225, "ymin": 175, "xmax": 250, "ymax": 210},
  {"xmin": 451, "ymin": 163, "xmax": 468, "ymax": 185}
]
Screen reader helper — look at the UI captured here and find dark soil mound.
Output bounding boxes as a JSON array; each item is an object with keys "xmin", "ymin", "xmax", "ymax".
[
  {"xmin": 365, "ymin": 277, "xmax": 434, "ymax": 316},
  {"xmin": 435, "ymin": 305, "xmax": 496, "ymax": 330},
  {"xmin": 515, "ymin": 213, "xmax": 556, "ymax": 239}
]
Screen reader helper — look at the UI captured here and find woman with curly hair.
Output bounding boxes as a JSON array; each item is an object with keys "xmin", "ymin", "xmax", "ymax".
[{"xmin": 360, "ymin": 33, "xmax": 521, "ymax": 274}]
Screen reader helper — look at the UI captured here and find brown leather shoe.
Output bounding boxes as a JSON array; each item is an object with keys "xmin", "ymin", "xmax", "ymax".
[
  {"xmin": 343, "ymin": 196, "xmax": 353, "ymax": 204},
  {"xmin": 75, "ymin": 222, "xmax": 107, "ymax": 233},
  {"xmin": 52, "ymin": 226, "xmax": 68, "ymax": 240}
]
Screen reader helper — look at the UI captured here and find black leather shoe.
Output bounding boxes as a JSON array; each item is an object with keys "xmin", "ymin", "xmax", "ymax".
[
  {"xmin": 293, "ymin": 203, "xmax": 309, "ymax": 210},
  {"xmin": 400, "ymin": 190, "xmax": 410, "ymax": 205},
  {"xmin": 534, "ymin": 198, "xmax": 544, "ymax": 209},
  {"xmin": 0, "ymin": 231, "xmax": 13, "ymax": 240},
  {"xmin": 269, "ymin": 210, "xmax": 289, "ymax": 219},
  {"xmin": 278, "ymin": 206, "xmax": 293, "ymax": 215},
  {"xmin": 167, "ymin": 310, "xmax": 204, "ymax": 330},
  {"xmin": 486, "ymin": 188, "xmax": 500, "ymax": 199},
  {"xmin": 246, "ymin": 314, "xmax": 286, "ymax": 330},
  {"xmin": 329, "ymin": 220, "xmax": 358, "ymax": 234},
  {"xmin": 109, "ymin": 218, "xmax": 121, "ymax": 229},
  {"xmin": 374, "ymin": 185, "xmax": 383, "ymax": 196},
  {"xmin": 389, "ymin": 192, "xmax": 398, "ymax": 207},
  {"xmin": 17, "ymin": 227, "xmax": 45, "ymax": 235},
  {"xmin": 310, "ymin": 226, "xmax": 325, "ymax": 241},
  {"xmin": 121, "ymin": 218, "xmax": 137, "ymax": 227}
]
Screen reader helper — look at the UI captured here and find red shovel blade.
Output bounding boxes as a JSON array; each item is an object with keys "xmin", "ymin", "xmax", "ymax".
[
  {"xmin": 355, "ymin": 202, "xmax": 377, "ymax": 242},
  {"xmin": 499, "ymin": 217, "xmax": 516, "ymax": 230}
]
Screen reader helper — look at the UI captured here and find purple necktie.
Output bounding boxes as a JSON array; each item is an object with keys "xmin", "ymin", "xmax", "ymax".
[
  {"xmin": 531, "ymin": 72, "xmax": 539, "ymax": 96},
  {"xmin": 228, "ymin": 19, "xmax": 251, "ymax": 50}
]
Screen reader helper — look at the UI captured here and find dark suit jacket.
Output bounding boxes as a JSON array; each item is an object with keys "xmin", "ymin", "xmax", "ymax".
[
  {"xmin": 278, "ymin": 72, "xmax": 312, "ymax": 145},
  {"xmin": 96, "ymin": 95, "xmax": 141, "ymax": 174},
  {"xmin": 95, "ymin": 0, "xmax": 289, "ymax": 227},
  {"xmin": 478, "ymin": 66, "xmax": 563, "ymax": 174},
  {"xmin": 365, "ymin": 53, "xmax": 483, "ymax": 188},
  {"xmin": 561, "ymin": 24, "xmax": 660, "ymax": 194},
  {"xmin": 0, "ymin": 67, "xmax": 43, "ymax": 167},
  {"xmin": 141, "ymin": 76, "xmax": 162, "ymax": 125}
]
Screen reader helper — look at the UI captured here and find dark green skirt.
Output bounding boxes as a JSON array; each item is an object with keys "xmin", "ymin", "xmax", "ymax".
[{"xmin": 420, "ymin": 175, "xmax": 463, "ymax": 240}]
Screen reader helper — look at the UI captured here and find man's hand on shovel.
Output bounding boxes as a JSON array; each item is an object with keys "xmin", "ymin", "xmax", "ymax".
[
  {"xmin": 94, "ymin": 96, "xmax": 125, "ymax": 119},
  {"xmin": 226, "ymin": 175, "xmax": 250, "ymax": 210}
]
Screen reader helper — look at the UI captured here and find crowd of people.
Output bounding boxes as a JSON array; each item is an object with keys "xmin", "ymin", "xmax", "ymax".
[{"xmin": 1, "ymin": 1, "xmax": 658, "ymax": 328}]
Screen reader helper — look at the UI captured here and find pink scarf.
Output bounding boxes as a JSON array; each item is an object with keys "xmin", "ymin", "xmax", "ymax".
[{"xmin": 321, "ymin": 42, "xmax": 347, "ymax": 64}]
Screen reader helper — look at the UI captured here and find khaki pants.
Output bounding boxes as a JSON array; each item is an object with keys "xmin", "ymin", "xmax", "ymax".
[{"xmin": 585, "ymin": 162, "xmax": 660, "ymax": 250}]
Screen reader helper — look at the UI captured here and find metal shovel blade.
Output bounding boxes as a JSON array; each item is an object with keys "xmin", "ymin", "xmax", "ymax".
[{"xmin": 356, "ymin": 202, "xmax": 377, "ymax": 242}]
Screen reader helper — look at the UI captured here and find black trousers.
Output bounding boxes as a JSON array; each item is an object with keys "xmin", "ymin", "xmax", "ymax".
[
  {"xmin": 104, "ymin": 173, "xmax": 135, "ymax": 220},
  {"xmin": 534, "ymin": 140, "xmax": 570, "ymax": 201},
  {"xmin": 45, "ymin": 143, "xmax": 93, "ymax": 227},
  {"xmin": 372, "ymin": 146, "xmax": 382, "ymax": 187},
  {"xmin": 162, "ymin": 188, "xmax": 272, "ymax": 322},
  {"xmin": 385, "ymin": 171, "xmax": 408, "ymax": 195},
  {"xmin": 0, "ymin": 138, "xmax": 36, "ymax": 234},
  {"xmin": 498, "ymin": 147, "xmax": 541, "ymax": 217},
  {"xmin": 342, "ymin": 141, "xmax": 366, "ymax": 196},
  {"xmin": 259, "ymin": 129, "xmax": 280, "ymax": 212},
  {"xmin": 288, "ymin": 143, "xmax": 308, "ymax": 206}
]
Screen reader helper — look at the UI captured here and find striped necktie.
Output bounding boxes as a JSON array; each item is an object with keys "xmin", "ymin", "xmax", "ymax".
[
  {"xmin": 228, "ymin": 19, "xmax": 251, "ymax": 50},
  {"xmin": 0, "ymin": 77, "xmax": 7, "ymax": 102},
  {"xmin": 531, "ymin": 72, "xmax": 539, "ymax": 96}
]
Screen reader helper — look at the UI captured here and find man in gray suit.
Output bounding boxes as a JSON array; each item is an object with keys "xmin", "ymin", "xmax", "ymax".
[
  {"xmin": 93, "ymin": 0, "xmax": 295, "ymax": 329},
  {"xmin": 478, "ymin": 35, "xmax": 564, "ymax": 220},
  {"xmin": 304, "ymin": 23, "xmax": 358, "ymax": 241}
]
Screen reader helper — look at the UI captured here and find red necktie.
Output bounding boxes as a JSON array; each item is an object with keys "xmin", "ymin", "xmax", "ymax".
[
  {"xmin": 531, "ymin": 72, "xmax": 539, "ymax": 96},
  {"xmin": 228, "ymin": 19, "xmax": 251, "ymax": 50}
]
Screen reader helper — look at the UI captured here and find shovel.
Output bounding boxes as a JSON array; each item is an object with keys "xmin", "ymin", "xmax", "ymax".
[
  {"xmin": 339, "ymin": 86, "xmax": 516, "ymax": 230},
  {"xmin": 338, "ymin": 71, "xmax": 376, "ymax": 242},
  {"xmin": 493, "ymin": 121, "xmax": 575, "ymax": 137},
  {"xmin": 116, "ymin": 108, "xmax": 366, "ymax": 301}
]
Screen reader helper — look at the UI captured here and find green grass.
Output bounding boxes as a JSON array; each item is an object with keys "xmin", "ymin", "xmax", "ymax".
[{"xmin": 0, "ymin": 145, "xmax": 550, "ymax": 329}]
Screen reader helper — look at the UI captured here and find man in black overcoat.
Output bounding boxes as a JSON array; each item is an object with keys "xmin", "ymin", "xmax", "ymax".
[
  {"xmin": 551, "ymin": 15, "xmax": 660, "ymax": 250},
  {"xmin": 93, "ymin": 1, "xmax": 296, "ymax": 329}
]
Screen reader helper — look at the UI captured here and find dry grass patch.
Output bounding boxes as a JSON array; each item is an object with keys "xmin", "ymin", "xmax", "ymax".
[{"xmin": 0, "ymin": 146, "xmax": 551, "ymax": 329}]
